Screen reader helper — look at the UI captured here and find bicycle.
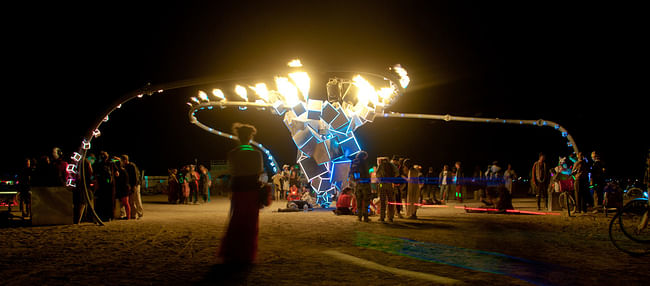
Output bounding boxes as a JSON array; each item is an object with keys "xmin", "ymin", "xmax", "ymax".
[{"xmin": 609, "ymin": 197, "xmax": 649, "ymax": 256}]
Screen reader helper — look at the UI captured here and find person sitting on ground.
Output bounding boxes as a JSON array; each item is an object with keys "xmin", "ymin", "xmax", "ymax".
[
  {"xmin": 333, "ymin": 187, "xmax": 355, "ymax": 215},
  {"xmin": 287, "ymin": 184, "xmax": 301, "ymax": 201},
  {"xmin": 300, "ymin": 187, "xmax": 315, "ymax": 206}
]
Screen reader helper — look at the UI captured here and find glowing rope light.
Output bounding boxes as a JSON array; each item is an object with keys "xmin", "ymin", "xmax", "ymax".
[
  {"xmin": 289, "ymin": 71, "xmax": 310, "ymax": 102},
  {"xmin": 198, "ymin": 90, "xmax": 209, "ymax": 101},
  {"xmin": 275, "ymin": 77, "xmax": 299, "ymax": 107},
  {"xmin": 234, "ymin": 85, "xmax": 248, "ymax": 101}
]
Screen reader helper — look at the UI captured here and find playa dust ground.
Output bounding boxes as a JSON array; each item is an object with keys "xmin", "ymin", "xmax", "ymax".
[{"xmin": 1, "ymin": 194, "xmax": 648, "ymax": 285}]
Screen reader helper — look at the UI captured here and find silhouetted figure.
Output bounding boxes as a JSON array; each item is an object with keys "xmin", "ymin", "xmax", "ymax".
[
  {"xmin": 589, "ymin": 151, "xmax": 605, "ymax": 212},
  {"xmin": 94, "ymin": 151, "xmax": 115, "ymax": 221},
  {"xmin": 571, "ymin": 152, "xmax": 589, "ymax": 214},
  {"xmin": 351, "ymin": 151, "xmax": 371, "ymax": 222},
  {"xmin": 114, "ymin": 158, "xmax": 131, "ymax": 220},
  {"xmin": 531, "ymin": 153, "xmax": 549, "ymax": 210},
  {"xmin": 376, "ymin": 158, "xmax": 396, "ymax": 222}
]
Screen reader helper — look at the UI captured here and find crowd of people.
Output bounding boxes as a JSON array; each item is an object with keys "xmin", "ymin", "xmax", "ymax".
[
  {"xmin": 15, "ymin": 147, "xmax": 144, "ymax": 223},
  {"xmin": 166, "ymin": 164, "xmax": 212, "ymax": 205}
]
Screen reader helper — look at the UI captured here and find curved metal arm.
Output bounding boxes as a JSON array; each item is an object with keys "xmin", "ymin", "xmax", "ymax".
[
  {"xmin": 187, "ymin": 101, "xmax": 281, "ymax": 174},
  {"xmin": 377, "ymin": 112, "xmax": 579, "ymax": 154}
]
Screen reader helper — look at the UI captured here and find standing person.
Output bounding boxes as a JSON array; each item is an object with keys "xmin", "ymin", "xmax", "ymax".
[
  {"xmin": 94, "ymin": 151, "xmax": 115, "ymax": 221},
  {"xmin": 51, "ymin": 147, "xmax": 68, "ymax": 186},
  {"xmin": 471, "ymin": 165, "xmax": 485, "ymax": 200},
  {"xmin": 178, "ymin": 166, "xmax": 191, "ymax": 204},
  {"xmin": 113, "ymin": 159, "xmax": 131, "ymax": 220},
  {"xmin": 218, "ymin": 123, "xmax": 264, "ymax": 264},
  {"xmin": 188, "ymin": 165, "xmax": 200, "ymax": 204},
  {"xmin": 404, "ymin": 159, "xmax": 419, "ymax": 219},
  {"xmin": 122, "ymin": 155, "xmax": 143, "ymax": 219},
  {"xmin": 75, "ymin": 154, "xmax": 94, "ymax": 223},
  {"xmin": 289, "ymin": 166, "xmax": 299, "ymax": 190},
  {"xmin": 167, "ymin": 168, "xmax": 180, "ymax": 204},
  {"xmin": 571, "ymin": 152, "xmax": 589, "ymax": 214},
  {"xmin": 424, "ymin": 167, "xmax": 436, "ymax": 202},
  {"xmin": 438, "ymin": 165, "xmax": 451, "ymax": 203},
  {"xmin": 503, "ymin": 164, "xmax": 517, "ymax": 195},
  {"xmin": 453, "ymin": 161, "xmax": 464, "ymax": 202},
  {"xmin": 590, "ymin": 151, "xmax": 606, "ymax": 213},
  {"xmin": 281, "ymin": 165, "xmax": 291, "ymax": 199},
  {"xmin": 18, "ymin": 158, "xmax": 35, "ymax": 218},
  {"xmin": 199, "ymin": 165, "xmax": 211, "ymax": 203},
  {"xmin": 271, "ymin": 172, "xmax": 283, "ymax": 200},
  {"xmin": 390, "ymin": 156, "xmax": 404, "ymax": 218},
  {"xmin": 376, "ymin": 158, "xmax": 396, "ymax": 222},
  {"xmin": 351, "ymin": 151, "xmax": 371, "ymax": 222},
  {"xmin": 531, "ymin": 153, "xmax": 549, "ymax": 210}
]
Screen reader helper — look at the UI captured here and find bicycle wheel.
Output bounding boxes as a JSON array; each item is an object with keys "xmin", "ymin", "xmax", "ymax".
[
  {"xmin": 619, "ymin": 198, "xmax": 650, "ymax": 243},
  {"xmin": 559, "ymin": 192, "xmax": 575, "ymax": 212},
  {"xmin": 609, "ymin": 211, "xmax": 650, "ymax": 256}
]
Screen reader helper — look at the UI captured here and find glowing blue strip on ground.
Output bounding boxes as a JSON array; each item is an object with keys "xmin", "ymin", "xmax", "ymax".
[{"xmin": 355, "ymin": 231, "xmax": 567, "ymax": 286}]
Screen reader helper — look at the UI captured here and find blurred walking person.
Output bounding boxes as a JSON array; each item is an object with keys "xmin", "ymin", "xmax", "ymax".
[
  {"xmin": 531, "ymin": 153, "xmax": 549, "ymax": 210},
  {"xmin": 218, "ymin": 123, "xmax": 264, "ymax": 264}
]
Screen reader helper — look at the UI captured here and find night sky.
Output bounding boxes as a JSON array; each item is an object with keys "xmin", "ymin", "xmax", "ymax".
[{"xmin": 2, "ymin": 1, "xmax": 646, "ymax": 179}]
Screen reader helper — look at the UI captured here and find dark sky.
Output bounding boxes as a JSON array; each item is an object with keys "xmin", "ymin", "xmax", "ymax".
[{"xmin": 1, "ymin": 1, "xmax": 646, "ymax": 179}]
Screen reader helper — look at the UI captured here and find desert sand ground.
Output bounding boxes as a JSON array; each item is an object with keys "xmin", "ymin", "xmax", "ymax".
[{"xmin": 1, "ymin": 194, "xmax": 649, "ymax": 286}]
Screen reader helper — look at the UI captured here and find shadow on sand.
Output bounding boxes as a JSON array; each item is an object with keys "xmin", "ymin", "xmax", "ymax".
[{"xmin": 195, "ymin": 263, "xmax": 253, "ymax": 286}]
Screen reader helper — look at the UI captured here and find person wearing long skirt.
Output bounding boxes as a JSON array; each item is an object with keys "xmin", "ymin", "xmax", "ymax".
[
  {"xmin": 404, "ymin": 159, "xmax": 419, "ymax": 219},
  {"xmin": 218, "ymin": 123, "xmax": 263, "ymax": 264}
]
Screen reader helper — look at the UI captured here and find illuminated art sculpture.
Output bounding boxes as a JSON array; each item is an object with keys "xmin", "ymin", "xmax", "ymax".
[
  {"xmin": 187, "ymin": 60, "xmax": 410, "ymax": 207},
  {"xmin": 68, "ymin": 59, "xmax": 579, "ymax": 224}
]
